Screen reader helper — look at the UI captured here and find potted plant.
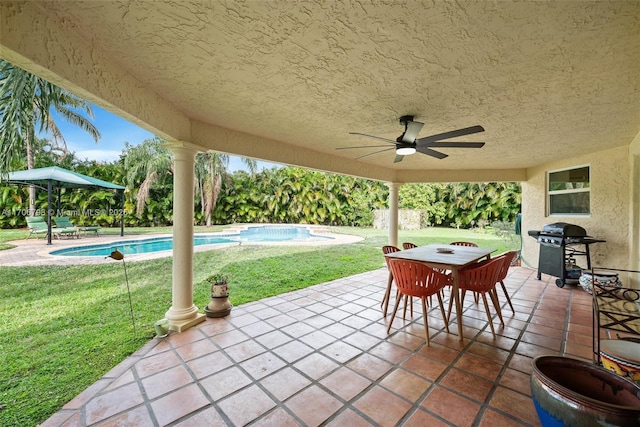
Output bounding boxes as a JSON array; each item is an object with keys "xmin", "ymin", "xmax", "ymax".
[{"xmin": 204, "ymin": 273, "xmax": 232, "ymax": 318}]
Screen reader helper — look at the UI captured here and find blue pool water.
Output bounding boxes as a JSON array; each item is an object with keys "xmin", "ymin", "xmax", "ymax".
[{"xmin": 51, "ymin": 225, "xmax": 331, "ymax": 257}]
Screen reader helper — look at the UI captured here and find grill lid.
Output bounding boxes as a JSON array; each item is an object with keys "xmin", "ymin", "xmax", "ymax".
[{"xmin": 541, "ymin": 222, "xmax": 587, "ymax": 237}]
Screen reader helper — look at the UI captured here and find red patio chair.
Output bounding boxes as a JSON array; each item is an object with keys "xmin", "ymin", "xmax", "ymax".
[
  {"xmin": 381, "ymin": 245, "xmax": 401, "ymax": 317},
  {"xmin": 450, "ymin": 241, "xmax": 478, "ymax": 247},
  {"xmin": 386, "ymin": 258, "xmax": 450, "ymax": 345},
  {"xmin": 447, "ymin": 256, "xmax": 504, "ymax": 336},
  {"xmin": 494, "ymin": 250, "xmax": 519, "ymax": 313},
  {"xmin": 450, "ymin": 241, "xmax": 480, "ymax": 301}
]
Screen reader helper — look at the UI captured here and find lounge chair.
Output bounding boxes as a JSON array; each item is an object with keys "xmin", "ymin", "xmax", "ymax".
[
  {"xmin": 54, "ymin": 216, "xmax": 100, "ymax": 237},
  {"xmin": 50, "ymin": 217, "xmax": 79, "ymax": 239},
  {"xmin": 25, "ymin": 217, "xmax": 50, "ymax": 240}
]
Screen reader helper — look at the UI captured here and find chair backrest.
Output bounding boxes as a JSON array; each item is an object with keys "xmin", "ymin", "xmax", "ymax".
[
  {"xmin": 450, "ymin": 241, "xmax": 478, "ymax": 247},
  {"xmin": 382, "ymin": 245, "xmax": 401, "ymax": 267},
  {"xmin": 26, "ymin": 217, "xmax": 48, "ymax": 230},
  {"xmin": 53, "ymin": 217, "xmax": 74, "ymax": 228},
  {"xmin": 495, "ymin": 250, "xmax": 519, "ymax": 282},
  {"xmin": 387, "ymin": 258, "xmax": 449, "ymax": 297},
  {"xmin": 457, "ymin": 257, "xmax": 503, "ymax": 292},
  {"xmin": 382, "ymin": 245, "xmax": 401, "ymax": 255},
  {"xmin": 402, "ymin": 242, "xmax": 417, "ymax": 250}
]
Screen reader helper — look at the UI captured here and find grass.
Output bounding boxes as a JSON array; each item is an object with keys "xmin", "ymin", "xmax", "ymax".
[{"xmin": 0, "ymin": 225, "xmax": 520, "ymax": 426}]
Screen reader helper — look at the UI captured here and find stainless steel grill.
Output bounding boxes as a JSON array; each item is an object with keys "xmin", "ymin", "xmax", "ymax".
[{"xmin": 528, "ymin": 222, "xmax": 605, "ymax": 288}]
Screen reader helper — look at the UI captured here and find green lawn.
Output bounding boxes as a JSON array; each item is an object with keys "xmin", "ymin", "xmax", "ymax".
[{"xmin": 0, "ymin": 225, "xmax": 520, "ymax": 426}]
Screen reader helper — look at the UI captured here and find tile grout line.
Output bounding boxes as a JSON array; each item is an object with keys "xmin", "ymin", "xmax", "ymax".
[
  {"xmin": 470, "ymin": 269, "xmax": 550, "ymax": 426},
  {"xmin": 172, "ymin": 279, "xmax": 386, "ymax": 425}
]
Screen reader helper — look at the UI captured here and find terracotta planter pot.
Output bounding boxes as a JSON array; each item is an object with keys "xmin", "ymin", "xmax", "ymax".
[
  {"xmin": 205, "ymin": 282, "xmax": 232, "ymax": 318},
  {"xmin": 531, "ymin": 356, "xmax": 640, "ymax": 427}
]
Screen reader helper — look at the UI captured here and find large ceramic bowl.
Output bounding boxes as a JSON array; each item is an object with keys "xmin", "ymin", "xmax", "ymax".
[
  {"xmin": 579, "ymin": 271, "xmax": 621, "ymax": 294},
  {"xmin": 531, "ymin": 356, "xmax": 640, "ymax": 427},
  {"xmin": 600, "ymin": 340, "xmax": 640, "ymax": 386}
]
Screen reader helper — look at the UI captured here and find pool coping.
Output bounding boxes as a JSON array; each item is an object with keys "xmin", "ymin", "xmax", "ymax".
[{"xmin": 0, "ymin": 224, "xmax": 363, "ymax": 266}]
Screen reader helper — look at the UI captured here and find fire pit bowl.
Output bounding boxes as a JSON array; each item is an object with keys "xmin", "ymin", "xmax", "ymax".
[{"xmin": 531, "ymin": 356, "xmax": 640, "ymax": 427}]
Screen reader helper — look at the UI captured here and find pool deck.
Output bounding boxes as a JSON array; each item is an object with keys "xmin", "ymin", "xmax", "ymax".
[{"xmin": 0, "ymin": 225, "xmax": 363, "ymax": 267}]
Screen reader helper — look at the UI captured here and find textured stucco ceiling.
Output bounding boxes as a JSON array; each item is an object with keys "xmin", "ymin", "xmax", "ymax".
[{"xmin": 1, "ymin": 0, "xmax": 639, "ymax": 183}]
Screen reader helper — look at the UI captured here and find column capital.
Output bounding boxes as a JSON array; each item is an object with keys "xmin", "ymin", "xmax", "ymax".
[
  {"xmin": 162, "ymin": 141, "xmax": 201, "ymax": 158},
  {"xmin": 386, "ymin": 182, "xmax": 402, "ymax": 190}
]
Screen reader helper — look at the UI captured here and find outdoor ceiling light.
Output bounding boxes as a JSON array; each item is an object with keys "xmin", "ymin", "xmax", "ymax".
[{"xmin": 396, "ymin": 146, "xmax": 416, "ymax": 156}]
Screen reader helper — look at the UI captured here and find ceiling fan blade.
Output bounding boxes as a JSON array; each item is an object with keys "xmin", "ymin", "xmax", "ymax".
[
  {"xmin": 336, "ymin": 144, "xmax": 397, "ymax": 150},
  {"xmin": 401, "ymin": 121, "xmax": 424, "ymax": 143},
  {"xmin": 416, "ymin": 146, "xmax": 449, "ymax": 159},
  {"xmin": 427, "ymin": 141, "xmax": 485, "ymax": 148},
  {"xmin": 354, "ymin": 147, "xmax": 395, "ymax": 160},
  {"xmin": 349, "ymin": 132, "xmax": 397, "ymax": 144},
  {"xmin": 416, "ymin": 125, "xmax": 485, "ymax": 144},
  {"xmin": 394, "ymin": 154, "xmax": 404, "ymax": 163}
]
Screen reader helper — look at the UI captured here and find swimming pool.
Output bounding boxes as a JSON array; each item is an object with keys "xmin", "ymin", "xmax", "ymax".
[{"xmin": 50, "ymin": 225, "xmax": 332, "ymax": 257}]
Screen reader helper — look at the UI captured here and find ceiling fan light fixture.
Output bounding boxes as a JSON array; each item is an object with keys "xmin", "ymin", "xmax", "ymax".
[{"xmin": 396, "ymin": 146, "xmax": 416, "ymax": 156}]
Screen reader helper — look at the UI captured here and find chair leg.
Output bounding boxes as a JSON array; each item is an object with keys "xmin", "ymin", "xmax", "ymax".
[
  {"xmin": 447, "ymin": 288, "xmax": 467, "ymax": 323},
  {"xmin": 499, "ymin": 280, "xmax": 515, "ymax": 313},
  {"xmin": 400, "ymin": 293, "xmax": 416, "ymax": 320},
  {"xmin": 436, "ymin": 291, "xmax": 449, "ymax": 333},
  {"xmin": 481, "ymin": 293, "xmax": 496, "ymax": 335},
  {"xmin": 410, "ymin": 296, "xmax": 414, "ymax": 317},
  {"xmin": 489, "ymin": 288, "xmax": 505, "ymax": 325},
  {"xmin": 421, "ymin": 297, "xmax": 430, "ymax": 345},
  {"xmin": 381, "ymin": 272, "xmax": 393, "ymax": 316},
  {"xmin": 387, "ymin": 294, "xmax": 403, "ymax": 335},
  {"xmin": 403, "ymin": 294, "xmax": 408, "ymax": 319}
]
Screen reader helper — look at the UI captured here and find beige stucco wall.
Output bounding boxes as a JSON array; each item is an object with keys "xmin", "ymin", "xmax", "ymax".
[
  {"xmin": 521, "ymin": 143, "xmax": 637, "ymax": 285},
  {"xmin": 628, "ymin": 133, "xmax": 640, "ymax": 286}
]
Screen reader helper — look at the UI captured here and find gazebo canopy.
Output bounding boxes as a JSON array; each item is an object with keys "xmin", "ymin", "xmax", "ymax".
[
  {"xmin": 6, "ymin": 166, "xmax": 125, "ymax": 190},
  {"xmin": 5, "ymin": 166, "xmax": 126, "ymax": 244}
]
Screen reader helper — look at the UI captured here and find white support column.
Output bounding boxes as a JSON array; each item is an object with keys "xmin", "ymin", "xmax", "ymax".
[
  {"xmin": 164, "ymin": 143, "xmax": 205, "ymax": 332},
  {"xmin": 388, "ymin": 182, "xmax": 400, "ymax": 247}
]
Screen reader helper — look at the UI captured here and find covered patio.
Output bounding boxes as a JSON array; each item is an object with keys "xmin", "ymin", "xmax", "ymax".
[
  {"xmin": 2, "ymin": 0, "xmax": 637, "ymax": 335},
  {"xmin": 42, "ymin": 266, "xmax": 592, "ymax": 426},
  {"xmin": 2, "ymin": 1, "xmax": 639, "ymax": 331},
  {"xmin": 2, "ymin": 2, "xmax": 639, "ymax": 425}
]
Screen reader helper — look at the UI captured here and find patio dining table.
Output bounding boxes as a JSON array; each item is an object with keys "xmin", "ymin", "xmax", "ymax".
[{"xmin": 384, "ymin": 243, "xmax": 496, "ymax": 341}]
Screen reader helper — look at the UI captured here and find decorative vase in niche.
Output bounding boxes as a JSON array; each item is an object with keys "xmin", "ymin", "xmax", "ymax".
[
  {"xmin": 531, "ymin": 356, "xmax": 640, "ymax": 427},
  {"xmin": 204, "ymin": 275, "xmax": 232, "ymax": 318}
]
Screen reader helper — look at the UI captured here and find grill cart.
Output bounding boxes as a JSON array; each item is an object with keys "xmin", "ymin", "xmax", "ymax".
[{"xmin": 528, "ymin": 222, "xmax": 605, "ymax": 288}]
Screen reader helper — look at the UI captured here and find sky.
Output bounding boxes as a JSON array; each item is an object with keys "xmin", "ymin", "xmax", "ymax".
[{"xmin": 49, "ymin": 104, "xmax": 278, "ymax": 172}]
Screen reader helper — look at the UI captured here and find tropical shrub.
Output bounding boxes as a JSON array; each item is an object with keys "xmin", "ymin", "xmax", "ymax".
[{"xmin": 0, "ymin": 138, "xmax": 521, "ymax": 229}]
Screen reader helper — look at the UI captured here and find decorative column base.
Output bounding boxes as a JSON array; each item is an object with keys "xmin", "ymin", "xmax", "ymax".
[
  {"xmin": 165, "ymin": 304, "xmax": 206, "ymax": 332},
  {"xmin": 168, "ymin": 313, "xmax": 206, "ymax": 332}
]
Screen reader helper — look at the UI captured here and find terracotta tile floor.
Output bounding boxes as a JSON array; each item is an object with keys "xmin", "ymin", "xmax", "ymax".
[{"xmin": 41, "ymin": 266, "xmax": 598, "ymax": 426}]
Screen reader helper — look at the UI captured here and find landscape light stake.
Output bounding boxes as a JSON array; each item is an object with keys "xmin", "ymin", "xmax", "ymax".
[{"xmin": 106, "ymin": 249, "xmax": 136, "ymax": 334}]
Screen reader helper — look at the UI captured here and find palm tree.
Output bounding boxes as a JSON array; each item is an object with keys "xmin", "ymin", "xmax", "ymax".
[
  {"xmin": 0, "ymin": 60, "xmax": 100, "ymax": 214},
  {"xmin": 195, "ymin": 152, "xmax": 256, "ymax": 226},
  {"xmin": 122, "ymin": 138, "xmax": 173, "ymax": 216},
  {"xmin": 123, "ymin": 139, "xmax": 257, "ymax": 224}
]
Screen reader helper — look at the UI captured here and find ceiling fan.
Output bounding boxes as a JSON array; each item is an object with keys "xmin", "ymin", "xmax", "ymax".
[{"xmin": 338, "ymin": 115, "xmax": 485, "ymax": 162}]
